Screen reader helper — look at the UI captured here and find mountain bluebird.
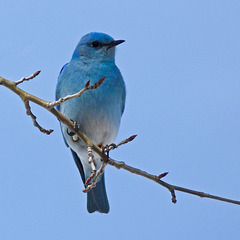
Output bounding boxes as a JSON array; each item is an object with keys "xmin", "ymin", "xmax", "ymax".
[{"xmin": 56, "ymin": 32, "xmax": 126, "ymax": 213}]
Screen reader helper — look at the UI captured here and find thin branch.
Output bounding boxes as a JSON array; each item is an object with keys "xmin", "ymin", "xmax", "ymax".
[
  {"xmin": 15, "ymin": 70, "xmax": 41, "ymax": 85},
  {"xmin": 1, "ymin": 73, "xmax": 240, "ymax": 206},
  {"xmin": 107, "ymin": 158, "xmax": 240, "ymax": 205},
  {"xmin": 83, "ymin": 162, "xmax": 107, "ymax": 193},
  {"xmin": 47, "ymin": 76, "xmax": 106, "ymax": 108},
  {"xmin": 107, "ymin": 134, "xmax": 137, "ymax": 151},
  {"xmin": 24, "ymin": 100, "xmax": 53, "ymax": 135}
]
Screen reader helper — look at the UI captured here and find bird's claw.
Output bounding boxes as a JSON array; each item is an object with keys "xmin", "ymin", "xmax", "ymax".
[
  {"xmin": 73, "ymin": 121, "xmax": 80, "ymax": 132},
  {"xmin": 102, "ymin": 143, "xmax": 117, "ymax": 162},
  {"xmin": 67, "ymin": 119, "xmax": 80, "ymax": 142}
]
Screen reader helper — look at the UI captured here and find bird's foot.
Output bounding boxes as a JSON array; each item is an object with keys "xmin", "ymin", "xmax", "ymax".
[
  {"xmin": 102, "ymin": 143, "xmax": 117, "ymax": 162},
  {"xmin": 67, "ymin": 119, "xmax": 80, "ymax": 142}
]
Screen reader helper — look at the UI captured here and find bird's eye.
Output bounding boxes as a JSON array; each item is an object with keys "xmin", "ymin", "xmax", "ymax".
[{"xmin": 91, "ymin": 41, "xmax": 101, "ymax": 48}]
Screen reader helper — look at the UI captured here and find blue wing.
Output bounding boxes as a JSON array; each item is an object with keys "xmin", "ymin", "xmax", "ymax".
[
  {"xmin": 56, "ymin": 63, "xmax": 87, "ymax": 188},
  {"xmin": 121, "ymin": 88, "xmax": 126, "ymax": 115},
  {"xmin": 70, "ymin": 149, "xmax": 85, "ymax": 183},
  {"xmin": 56, "ymin": 63, "xmax": 69, "ymax": 111},
  {"xmin": 119, "ymin": 74, "xmax": 126, "ymax": 115},
  {"xmin": 56, "ymin": 63, "xmax": 87, "ymax": 187},
  {"xmin": 56, "ymin": 63, "xmax": 69, "ymax": 147}
]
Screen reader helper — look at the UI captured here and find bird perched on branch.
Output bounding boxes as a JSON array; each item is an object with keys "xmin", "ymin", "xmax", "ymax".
[{"xmin": 56, "ymin": 32, "xmax": 126, "ymax": 213}]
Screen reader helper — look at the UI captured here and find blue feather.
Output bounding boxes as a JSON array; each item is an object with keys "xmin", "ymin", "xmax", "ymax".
[{"xmin": 56, "ymin": 32, "xmax": 125, "ymax": 213}]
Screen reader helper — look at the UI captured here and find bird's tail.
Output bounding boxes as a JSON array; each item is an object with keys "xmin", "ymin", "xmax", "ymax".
[{"xmin": 87, "ymin": 174, "xmax": 110, "ymax": 213}]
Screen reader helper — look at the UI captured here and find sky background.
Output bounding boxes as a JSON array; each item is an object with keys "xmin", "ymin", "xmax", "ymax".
[{"xmin": 1, "ymin": 1, "xmax": 240, "ymax": 239}]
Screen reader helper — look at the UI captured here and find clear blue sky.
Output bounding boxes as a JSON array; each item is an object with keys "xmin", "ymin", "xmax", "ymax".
[{"xmin": 1, "ymin": 1, "xmax": 240, "ymax": 239}]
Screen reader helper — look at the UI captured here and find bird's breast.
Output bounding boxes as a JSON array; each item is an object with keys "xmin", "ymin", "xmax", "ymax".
[{"xmin": 59, "ymin": 61, "xmax": 125, "ymax": 146}]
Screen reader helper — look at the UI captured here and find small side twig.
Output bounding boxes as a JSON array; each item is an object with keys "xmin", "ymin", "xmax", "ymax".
[
  {"xmin": 24, "ymin": 101, "xmax": 53, "ymax": 135},
  {"xmin": 170, "ymin": 189, "xmax": 177, "ymax": 203},
  {"xmin": 158, "ymin": 172, "xmax": 169, "ymax": 179},
  {"xmin": 83, "ymin": 162, "xmax": 107, "ymax": 193},
  {"xmin": 106, "ymin": 134, "xmax": 137, "ymax": 152},
  {"xmin": 48, "ymin": 76, "xmax": 106, "ymax": 108},
  {"xmin": 115, "ymin": 134, "xmax": 137, "ymax": 148},
  {"xmin": 15, "ymin": 70, "xmax": 41, "ymax": 85}
]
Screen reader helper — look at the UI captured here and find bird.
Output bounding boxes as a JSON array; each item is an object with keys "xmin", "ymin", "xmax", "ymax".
[{"xmin": 56, "ymin": 32, "xmax": 126, "ymax": 213}]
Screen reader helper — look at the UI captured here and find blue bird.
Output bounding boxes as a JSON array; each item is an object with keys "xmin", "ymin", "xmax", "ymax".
[{"xmin": 56, "ymin": 32, "xmax": 126, "ymax": 213}]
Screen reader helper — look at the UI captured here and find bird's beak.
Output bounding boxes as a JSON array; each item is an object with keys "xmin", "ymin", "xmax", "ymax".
[{"xmin": 107, "ymin": 40, "xmax": 125, "ymax": 49}]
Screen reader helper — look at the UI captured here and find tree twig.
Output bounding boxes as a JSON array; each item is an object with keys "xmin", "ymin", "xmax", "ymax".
[
  {"xmin": 15, "ymin": 70, "xmax": 41, "ymax": 85},
  {"xmin": 83, "ymin": 162, "xmax": 107, "ymax": 193},
  {"xmin": 24, "ymin": 100, "xmax": 53, "ymax": 135},
  {"xmin": 1, "ymin": 73, "xmax": 240, "ymax": 206},
  {"xmin": 47, "ymin": 76, "xmax": 105, "ymax": 108},
  {"xmin": 107, "ymin": 134, "xmax": 137, "ymax": 151}
]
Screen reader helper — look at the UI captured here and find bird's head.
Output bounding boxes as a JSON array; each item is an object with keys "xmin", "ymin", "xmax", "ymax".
[{"xmin": 72, "ymin": 32, "xmax": 124, "ymax": 62}]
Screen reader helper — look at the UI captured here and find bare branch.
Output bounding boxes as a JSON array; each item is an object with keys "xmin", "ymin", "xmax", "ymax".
[
  {"xmin": 1, "ymin": 72, "xmax": 240, "ymax": 206},
  {"xmin": 105, "ymin": 134, "xmax": 137, "ymax": 152},
  {"xmin": 107, "ymin": 158, "xmax": 240, "ymax": 205},
  {"xmin": 116, "ymin": 134, "xmax": 137, "ymax": 148},
  {"xmin": 15, "ymin": 70, "xmax": 41, "ymax": 85},
  {"xmin": 47, "ymin": 76, "xmax": 106, "ymax": 108},
  {"xmin": 83, "ymin": 162, "xmax": 107, "ymax": 193},
  {"xmin": 24, "ymin": 100, "xmax": 54, "ymax": 135}
]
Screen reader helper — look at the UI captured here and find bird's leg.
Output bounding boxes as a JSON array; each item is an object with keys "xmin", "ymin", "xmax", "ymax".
[
  {"xmin": 67, "ymin": 119, "xmax": 79, "ymax": 142},
  {"xmin": 84, "ymin": 143, "xmax": 116, "ymax": 190},
  {"xmin": 84, "ymin": 146, "xmax": 97, "ymax": 186}
]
